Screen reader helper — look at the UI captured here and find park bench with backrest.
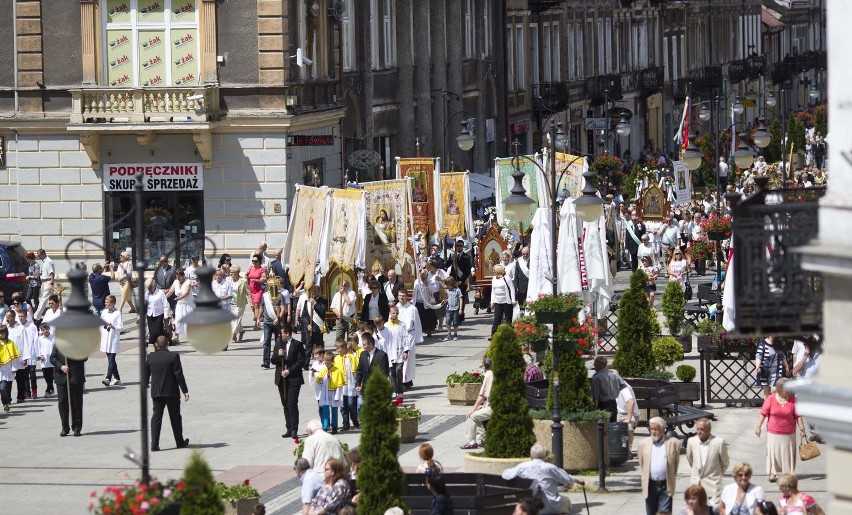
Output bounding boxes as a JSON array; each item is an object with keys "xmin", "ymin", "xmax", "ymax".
[
  {"xmin": 401, "ymin": 472, "xmax": 533, "ymax": 515},
  {"xmin": 626, "ymin": 378, "xmax": 715, "ymax": 439},
  {"xmin": 684, "ymin": 283, "xmax": 722, "ymax": 328}
]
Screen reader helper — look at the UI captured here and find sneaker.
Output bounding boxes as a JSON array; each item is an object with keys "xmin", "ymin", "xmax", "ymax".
[
  {"xmin": 102, "ymin": 379, "xmax": 110, "ymax": 387},
  {"xmin": 3, "ymin": 404, "xmax": 9, "ymax": 412},
  {"xmin": 31, "ymin": 389, "xmax": 38, "ymax": 398},
  {"xmin": 443, "ymin": 335, "xmax": 452, "ymax": 341},
  {"xmin": 113, "ymin": 380, "xmax": 122, "ymax": 386},
  {"xmin": 453, "ymin": 336, "xmax": 459, "ymax": 341}
]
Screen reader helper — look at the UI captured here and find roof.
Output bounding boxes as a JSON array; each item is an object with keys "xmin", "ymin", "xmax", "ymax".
[{"xmin": 762, "ymin": 7, "xmax": 785, "ymax": 28}]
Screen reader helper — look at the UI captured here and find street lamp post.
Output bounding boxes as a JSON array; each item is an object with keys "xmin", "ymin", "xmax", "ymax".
[{"xmin": 51, "ymin": 172, "xmax": 236, "ymax": 485}]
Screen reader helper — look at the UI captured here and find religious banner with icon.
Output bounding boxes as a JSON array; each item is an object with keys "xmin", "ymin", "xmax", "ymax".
[
  {"xmin": 494, "ymin": 155, "xmax": 547, "ymax": 230},
  {"xmin": 396, "ymin": 157, "xmax": 438, "ymax": 235},
  {"xmin": 434, "ymin": 172, "xmax": 474, "ymax": 240},
  {"xmin": 282, "ymin": 185, "xmax": 330, "ymax": 290},
  {"xmin": 550, "ymin": 151, "xmax": 587, "ymax": 201},
  {"xmin": 672, "ymin": 161, "xmax": 692, "ymax": 205},
  {"xmin": 361, "ymin": 179, "xmax": 412, "ymax": 279},
  {"xmin": 321, "ymin": 188, "xmax": 367, "ymax": 272}
]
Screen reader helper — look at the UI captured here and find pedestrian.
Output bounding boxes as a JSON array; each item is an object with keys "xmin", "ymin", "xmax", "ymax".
[
  {"xmin": 0, "ymin": 325, "xmax": 22, "ymax": 412},
  {"xmin": 10, "ymin": 310, "xmax": 37, "ymax": 401},
  {"xmin": 718, "ymin": 462, "xmax": 765, "ymax": 515},
  {"xmin": 777, "ymin": 474, "xmax": 824, "ymax": 514},
  {"xmin": 426, "ymin": 474, "xmax": 455, "ymax": 515},
  {"xmin": 396, "ymin": 288, "xmax": 422, "ymax": 389},
  {"xmin": 272, "ymin": 324, "xmax": 305, "ymax": 439},
  {"xmin": 50, "ymin": 343, "xmax": 87, "ymax": 436},
  {"xmin": 34, "ymin": 249, "xmax": 55, "ymax": 319},
  {"xmin": 36, "ymin": 323, "xmax": 55, "ymax": 396},
  {"xmin": 315, "ymin": 351, "xmax": 344, "ymax": 434},
  {"xmin": 360, "ymin": 279, "xmax": 390, "ymax": 323},
  {"xmin": 297, "ymin": 285, "xmax": 328, "ymax": 351},
  {"xmin": 302, "ymin": 419, "xmax": 349, "ymax": 473},
  {"xmin": 677, "ymin": 484, "xmax": 713, "ymax": 515},
  {"xmin": 754, "ymin": 336, "xmax": 788, "ymax": 398},
  {"xmin": 685, "ymin": 418, "xmax": 730, "ymax": 510},
  {"xmin": 331, "ymin": 280, "xmax": 357, "ymax": 341},
  {"xmin": 99, "ymin": 295, "xmax": 123, "ymax": 387},
  {"xmin": 166, "ymin": 268, "xmax": 194, "ymax": 345},
  {"xmin": 459, "ymin": 358, "xmax": 493, "ymax": 450},
  {"xmin": 115, "ymin": 251, "xmax": 137, "ymax": 314},
  {"xmin": 385, "ymin": 306, "xmax": 411, "ymax": 399},
  {"xmin": 616, "ymin": 381, "xmax": 639, "ymax": 451},
  {"xmin": 513, "ymin": 246, "xmax": 530, "ymax": 307},
  {"xmin": 247, "ymin": 254, "xmax": 268, "ymax": 329},
  {"xmin": 308, "ymin": 458, "xmax": 352, "ymax": 515},
  {"xmin": 638, "ymin": 417, "xmax": 681, "ymax": 515},
  {"xmin": 228, "ymin": 266, "xmax": 248, "ymax": 343},
  {"xmin": 294, "ymin": 457, "xmax": 323, "ymax": 514},
  {"xmin": 591, "ymin": 355, "xmax": 624, "ymax": 422},
  {"xmin": 39, "ymin": 295, "xmax": 63, "ymax": 337},
  {"xmin": 145, "ymin": 278, "xmax": 169, "ymax": 347},
  {"xmin": 442, "ymin": 277, "xmax": 463, "ymax": 341},
  {"xmin": 334, "ymin": 340, "xmax": 358, "ymax": 432},
  {"xmin": 412, "ymin": 269, "xmax": 440, "ymax": 337},
  {"xmin": 416, "ymin": 443, "xmax": 443, "ymax": 475},
  {"xmin": 154, "ymin": 256, "xmax": 177, "ymax": 318},
  {"xmin": 447, "ymin": 239, "xmax": 473, "ymax": 307},
  {"xmin": 260, "ymin": 284, "xmax": 282, "ymax": 369},
  {"xmin": 754, "ymin": 378, "xmax": 805, "ymax": 483},
  {"xmin": 24, "ymin": 251, "xmax": 41, "ymax": 311},
  {"xmin": 501, "ymin": 443, "xmax": 585, "ymax": 514},
  {"xmin": 354, "ymin": 332, "xmax": 389, "ymax": 412},
  {"xmin": 146, "ymin": 335, "xmax": 190, "ymax": 451},
  {"xmin": 489, "ymin": 264, "xmax": 516, "ymax": 337},
  {"xmin": 89, "ymin": 262, "xmax": 115, "ymax": 316},
  {"xmin": 625, "ymin": 212, "xmax": 647, "ymax": 272}
]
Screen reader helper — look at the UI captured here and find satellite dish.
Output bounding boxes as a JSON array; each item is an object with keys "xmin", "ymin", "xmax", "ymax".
[{"xmin": 348, "ymin": 149, "xmax": 382, "ymax": 170}]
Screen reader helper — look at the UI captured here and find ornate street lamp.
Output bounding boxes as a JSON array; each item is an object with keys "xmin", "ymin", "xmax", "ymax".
[
  {"xmin": 574, "ymin": 170, "xmax": 605, "ymax": 223},
  {"xmin": 752, "ymin": 118, "xmax": 772, "ymax": 149},
  {"xmin": 733, "ymin": 132, "xmax": 756, "ymax": 169},
  {"xmin": 766, "ymin": 91, "xmax": 777, "ymax": 107},
  {"xmin": 51, "ymin": 267, "xmax": 102, "ymax": 360},
  {"xmin": 456, "ymin": 120, "xmax": 475, "ymax": 152},
  {"xmin": 615, "ymin": 117, "xmax": 631, "ymax": 137},
  {"xmin": 681, "ymin": 133, "xmax": 704, "ymax": 172},
  {"xmin": 699, "ymin": 104, "xmax": 712, "ymax": 122},
  {"xmin": 732, "ymin": 95, "xmax": 745, "ymax": 115}
]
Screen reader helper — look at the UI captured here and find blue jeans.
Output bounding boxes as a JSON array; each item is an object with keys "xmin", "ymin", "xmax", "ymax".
[
  {"xmin": 645, "ymin": 481, "xmax": 672, "ymax": 515},
  {"xmin": 341, "ymin": 395, "xmax": 358, "ymax": 428},
  {"xmin": 262, "ymin": 321, "xmax": 279, "ymax": 365},
  {"xmin": 0, "ymin": 380, "xmax": 12, "ymax": 406},
  {"xmin": 105, "ymin": 353, "xmax": 120, "ymax": 381},
  {"xmin": 319, "ymin": 405, "xmax": 338, "ymax": 431}
]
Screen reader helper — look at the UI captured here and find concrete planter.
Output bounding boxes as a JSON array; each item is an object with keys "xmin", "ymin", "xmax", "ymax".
[
  {"xmin": 463, "ymin": 452, "xmax": 529, "ymax": 475},
  {"xmin": 223, "ymin": 498, "xmax": 260, "ymax": 515},
  {"xmin": 532, "ymin": 419, "xmax": 608, "ymax": 472},
  {"xmin": 397, "ymin": 417, "xmax": 419, "ymax": 443},
  {"xmin": 447, "ymin": 383, "xmax": 482, "ymax": 405}
]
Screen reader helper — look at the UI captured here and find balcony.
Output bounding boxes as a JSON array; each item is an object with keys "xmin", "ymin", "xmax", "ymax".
[
  {"xmin": 638, "ymin": 66, "xmax": 665, "ymax": 94},
  {"xmin": 69, "ymin": 86, "xmax": 218, "ymax": 125},
  {"xmin": 729, "ymin": 55, "xmax": 767, "ymax": 83},
  {"xmin": 585, "ymin": 74, "xmax": 622, "ymax": 106},
  {"xmin": 529, "ymin": 0, "xmax": 564, "ymax": 13},
  {"xmin": 686, "ymin": 66, "xmax": 722, "ymax": 89},
  {"xmin": 534, "ymin": 82, "xmax": 570, "ymax": 114}
]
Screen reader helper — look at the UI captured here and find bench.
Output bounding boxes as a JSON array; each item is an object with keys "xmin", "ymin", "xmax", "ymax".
[
  {"xmin": 684, "ymin": 283, "xmax": 722, "ymax": 329},
  {"xmin": 625, "ymin": 378, "xmax": 714, "ymax": 439},
  {"xmin": 658, "ymin": 403, "xmax": 716, "ymax": 439},
  {"xmin": 401, "ymin": 473, "xmax": 533, "ymax": 515}
]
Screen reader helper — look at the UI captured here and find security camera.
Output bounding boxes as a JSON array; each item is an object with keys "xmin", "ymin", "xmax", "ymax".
[
  {"xmin": 296, "ymin": 48, "xmax": 313, "ymax": 67},
  {"xmin": 187, "ymin": 93, "xmax": 204, "ymax": 102}
]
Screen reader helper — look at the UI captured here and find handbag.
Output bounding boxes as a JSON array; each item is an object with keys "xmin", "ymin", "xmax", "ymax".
[
  {"xmin": 683, "ymin": 279, "xmax": 693, "ymax": 301},
  {"xmin": 799, "ymin": 436, "xmax": 821, "ymax": 461}
]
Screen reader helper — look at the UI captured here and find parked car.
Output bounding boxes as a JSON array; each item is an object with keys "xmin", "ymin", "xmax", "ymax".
[{"xmin": 0, "ymin": 241, "xmax": 29, "ymax": 304}]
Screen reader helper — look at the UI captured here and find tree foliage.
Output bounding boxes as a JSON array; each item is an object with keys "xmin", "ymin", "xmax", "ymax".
[
  {"xmin": 357, "ymin": 372, "xmax": 408, "ymax": 515},
  {"xmin": 661, "ymin": 280, "xmax": 686, "ymax": 337},
  {"xmin": 484, "ymin": 324, "xmax": 535, "ymax": 458},
  {"xmin": 180, "ymin": 452, "xmax": 224, "ymax": 515},
  {"xmin": 613, "ymin": 271, "xmax": 656, "ymax": 377}
]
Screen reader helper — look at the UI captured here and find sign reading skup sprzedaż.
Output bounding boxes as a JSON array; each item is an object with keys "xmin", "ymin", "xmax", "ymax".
[{"xmin": 103, "ymin": 163, "xmax": 204, "ymax": 191}]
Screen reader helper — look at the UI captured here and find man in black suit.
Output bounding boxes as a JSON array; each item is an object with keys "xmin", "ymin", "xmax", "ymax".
[
  {"xmin": 378, "ymin": 269, "xmax": 404, "ymax": 306},
  {"xmin": 624, "ymin": 213, "xmax": 646, "ymax": 272},
  {"xmin": 50, "ymin": 346, "xmax": 87, "ymax": 437},
  {"xmin": 360, "ymin": 279, "xmax": 390, "ymax": 322},
  {"xmin": 146, "ymin": 335, "xmax": 190, "ymax": 451},
  {"xmin": 271, "ymin": 324, "xmax": 305, "ymax": 438},
  {"xmin": 354, "ymin": 333, "xmax": 389, "ymax": 411},
  {"xmin": 155, "ymin": 255, "xmax": 177, "ymax": 316},
  {"xmin": 447, "ymin": 239, "xmax": 473, "ymax": 306},
  {"xmin": 513, "ymin": 246, "xmax": 530, "ymax": 307}
]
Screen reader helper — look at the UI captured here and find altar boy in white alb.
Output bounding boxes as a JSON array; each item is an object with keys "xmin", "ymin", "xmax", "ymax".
[{"xmin": 395, "ymin": 287, "xmax": 422, "ymax": 389}]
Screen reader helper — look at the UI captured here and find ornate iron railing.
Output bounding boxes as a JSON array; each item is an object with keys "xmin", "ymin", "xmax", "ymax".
[
  {"xmin": 585, "ymin": 74, "xmax": 622, "ymax": 106},
  {"xmin": 686, "ymin": 66, "xmax": 722, "ymax": 89},
  {"xmin": 534, "ymin": 82, "xmax": 570, "ymax": 114},
  {"xmin": 728, "ymin": 177, "xmax": 826, "ymax": 336}
]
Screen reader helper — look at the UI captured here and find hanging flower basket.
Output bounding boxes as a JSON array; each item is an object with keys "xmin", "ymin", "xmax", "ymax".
[
  {"xmin": 562, "ymin": 340, "xmax": 578, "ymax": 353},
  {"xmin": 707, "ymin": 231, "xmax": 727, "ymax": 241},
  {"xmin": 527, "ymin": 294, "xmax": 584, "ymax": 326},
  {"xmin": 530, "ymin": 338, "xmax": 550, "ymax": 352},
  {"xmin": 534, "ymin": 311, "xmax": 567, "ymax": 325}
]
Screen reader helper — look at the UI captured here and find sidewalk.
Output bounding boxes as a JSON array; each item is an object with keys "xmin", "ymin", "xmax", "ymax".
[{"xmin": 0, "ymin": 277, "xmax": 829, "ymax": 514}]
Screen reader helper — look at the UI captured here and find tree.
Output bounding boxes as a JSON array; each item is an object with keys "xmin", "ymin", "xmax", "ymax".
[
  {"xmin": 764, "ymin": 117, "xmax": 783, "ymax": 164},
  {"xmin": 484, "ymin": 324, "xmax": 535, "ymax": 458},
  {"xmin": 661, "ymin": 280, "xmax": 686, "ymax": 337},
  {"xmin": 357, "ymin": 372, "xmax": 407, "ymax": 515},
  {"xmin": 613, "ymin": 270, "xmax": 656, "ymax": 377},
  {"xmin": 180, "ymin": 451, "xmax": 224, "ymax": 515}
]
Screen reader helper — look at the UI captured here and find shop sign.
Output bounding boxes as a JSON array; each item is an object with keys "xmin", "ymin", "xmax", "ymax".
[
  {"xmin": 104, "ymin": 163, "xmax": 203, "ymax": 191},
  {"xmin": 288, "ymin": 134, "xmax": 335, "ymax": 146},
  {"xmin": 510, "ymin": 120, "xmax": 530, "ymax": 136}
]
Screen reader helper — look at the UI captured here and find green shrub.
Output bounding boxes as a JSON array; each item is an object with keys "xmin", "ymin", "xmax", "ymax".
[
  {"xmin": 529, "ymin": 408, "xmax": 611, "ymax": 423},
  {"xmin": 357, "ymin": 372, "xmax": 407, "ymax": 515},
  {"xmin": 695, "ymin": 318, "xmax": 723, "ymax": 336},
  {"xmin": 180, "ymin": 452, "xmax": 224, "ymax": 515},
  {"xmin": 676, "ymin": 364, "xmax": 697, "ymax": 383},
  {"xmin": 641, "ymin": 369, "xmax": 675, "ymax": 381},
  {"xmin": 649, "ymin": 307, "xmax": 662, "ymax": 340},
  {"xmin": 661, "ymin": 280, "xmax": 686, "ymax": 336},
  {"xmin": 613, "ymin": 271, "xmax": 656, "ymax": 377},
  {"xmin": 484, "ymin": 325, "xmax": 535, "ymax": 458},
  {"xmin": 652, "ymin": 336, "xmax": 684, "ymax": 368},
  {"xmin": 544, "ymin": 338, "xmax": 594, "ymax": 414}
]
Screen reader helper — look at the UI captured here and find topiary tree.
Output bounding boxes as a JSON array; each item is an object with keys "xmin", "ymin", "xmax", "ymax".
[
  {"xmin": 613, "ymin": 270, "xmax": 656, "ymax": 377},
  {"xmin": 180, "ymin": 451, "xmax": 224, "ymax": 515},
  {"xmin": 651, "ymin": 336, "xmax": 685, "ymax": 369},
  {"xmin": 484, "ymin": 324, "xmax": 535, "ymax": 458},
  {"xmin": 357, "ymin": 372, "xmax": 407, "ymax": 515},
  {"xmin": 661, "ymin": 280, "xmax": 686, "ymax": 337}
]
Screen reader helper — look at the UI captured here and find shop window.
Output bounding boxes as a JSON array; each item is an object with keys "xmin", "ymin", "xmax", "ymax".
[
  {"xmin": 303, "ymin": 159, "xmax": 324, "ymax": 187},
  {"xmin": 102, "ymin": 0, "xmax": 200, "ymax": 87}
]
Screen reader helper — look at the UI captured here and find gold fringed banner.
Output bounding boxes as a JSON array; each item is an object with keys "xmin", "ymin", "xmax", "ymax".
[
  {"xmin": 439, "ymin": 172, "xmax": 467, "ymax": 238},
  {"xmin": 362, "ymin": 179, "xmax": 410, "ymax": 278},
  {"xmin": 553, "ymin": 152, "xmax": 586, "ymax": 199},
  {"xmin": 327, "ymin": 188, "xmax": 364, "ymax": 270},
  {"xmin": 287, "ymin": 185, "xmax": 328, "ymax": 289},
  {"xmin": 397, "ymin": 157, "xmax": 437, "ymax": 236}
]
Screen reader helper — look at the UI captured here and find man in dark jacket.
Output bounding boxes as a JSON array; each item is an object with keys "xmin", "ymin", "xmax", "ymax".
[
  {"xmin": 271, "ymin": 324, "xmax": 305, "ymax": 438},
  {"xmin": 50, "ymin": 346, "xmax": 87, "ymax": 436},
  {"xmin": 447, "ymin": 240, "xmax": 473, "ymax": 306},
  {"xmin": 513, "ymin": 246, "xmax": 530, "ymax": 307},
  {"xmin": 154, "ymin": 256, "xmax": 177, "ymax": 316},
  {"xmin": 354, "ymin": 333, "xmax": 389, "ymax": 411},
  {"xmin": 146, "ymin": 335, "xmax": 190, "ymax": 451}
]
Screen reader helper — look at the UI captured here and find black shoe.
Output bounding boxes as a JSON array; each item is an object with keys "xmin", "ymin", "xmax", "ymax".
[
  {"xmin": 331, "ymin": 429, "xmax": 338, "ymax": 435},
  {"xmin": 282, "ymin": 431, "xmax": 293, "ymax": 438},
  {"xmin": 151, "ymin": 446, "xmax": 160, "ymax": 452},
  {"xmin": 73, "ymin": 431, "xmax": 81, "ymax": 437},
  {"xmin": 177, "ymin": 438, "xmax": 190, "ymax": 449},
  {"xmin": 340, "ymin": 427, "xmax": 349, "ymax": 432},
  {"xmin": 354, "ymin": 423, "xmax": 360, "ymax": 429},
  {"xmin": 60, "ymin": 430, "xmax": 69, "ymax": 437},
  {"xmin": 261, "ymin": 363, "xmax": 271, "ymax": 369}
]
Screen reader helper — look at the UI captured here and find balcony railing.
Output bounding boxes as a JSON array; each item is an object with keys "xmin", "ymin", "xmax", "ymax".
[
  {"xmin": 534, "ymin": 82, "xmax": 570, "ymax": 114},
  {"xmin": 69, "ymin": 87, "xmax": 217, "ymax": 125},
  {"xmin": 686, "ymin": 66, "xmax": 722, "ymax": 89},
  {"xmin": 586, "ymin": 74, "xmax": 621, "ymax": 106},
  {"xmin": 728, "ymin": 177, "xmax": 826, "ymax": 336},
  {"xmin": 729, "ymin": 55, "xmax": 767, "ymax": 83}
]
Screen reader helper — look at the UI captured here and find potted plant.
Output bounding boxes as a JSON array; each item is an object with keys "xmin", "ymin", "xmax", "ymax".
[
  {"xmin": 526, "ymin": 293, "xmax": 584, "ymax": 325},
  {"xmin": 394, "ymin": 401, "xmax": 421, "ymax": 443},
  {"xmin": 89, "ymin": 479, "xmax": 185, "ymax": 515},
  {"xmin": 661, "ymin": 280, "xmax": 690, "ymax": 352},
  {"xmin": 446, "ymin": 370, "xmax": 484, "ymax": 405},
  {"xmin": 216, "ymin": 480, "xmax": 260, "ymax": 515},
  {"xmin": 687, "ymin": 236, "xmax": 714, "ymax": 263},
  {"xmin": 675, "ymin": 364, "xmax": 700, "ymax": 404},
  {"xmin": 512, "ymin": 315, "xmax": 550, "ymax": 352},
  {"xmin": 613, "ymin": 271, "xmax": 657, "ymax": 377},
  {"xmin": 694, "ymin": 318, "xmax": 724, "ymax": 352},
  {"xmin": 700, "ymin": 213, "xmax": 733, "ymax": 240}
]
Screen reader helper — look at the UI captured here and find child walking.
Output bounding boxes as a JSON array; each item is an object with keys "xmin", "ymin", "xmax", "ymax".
[
  {"xmin": 385, "ymin": 306, "xmax": 411, "ymax": 399},
  {"xmin": 443, "ymin": 277, "xmax": 464, "ymax": 341},
  {"xmin": 315, "ymin": 350, "xmax": 345, "ymax": 433},
  {"xmin": 37, "ymin": 323, "xmax": 55, "ymax": 396},
  {"xmin": 335, "ymin": 340, "xmax": 359, "ymax": 431}
]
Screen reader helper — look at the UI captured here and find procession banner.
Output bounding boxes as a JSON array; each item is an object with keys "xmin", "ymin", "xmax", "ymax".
[
  {"xmin": 396, "ymin": 157, "xmax": 438, "ymax": 235},
  {"xmin": 551, "ymin": 151, "xmax": 587, "ymax": 201},
  {"xmin": 323, "ymin": 188, "xmax": 366, "ymax": 271},
  {"xmin": 434, "ymin": 172, "xmax": 473, "ymax": 240},
  {"xmin": 362, "ymin": 179, "xmax": 411, "ymax": 278},
  {"xmin": 283, "ymin": 185, "xmax": 329, "ymax": 290},
  {"xmin": 494, "ymin": 155, "xmax": 546, "ymax": 230},
  {"xmin": 672, "ymin": 161, "xmax": 692, "ymax": 205}
]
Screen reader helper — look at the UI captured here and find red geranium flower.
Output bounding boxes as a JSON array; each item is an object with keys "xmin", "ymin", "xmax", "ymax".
[{"xmin": 244, "ymin": 479, "xmax": 251, "ymax": 485}]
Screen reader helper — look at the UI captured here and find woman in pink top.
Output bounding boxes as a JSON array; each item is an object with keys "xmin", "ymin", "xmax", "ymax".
[
  {"xmin": 246, "ymin": 254, "xmax": 267, "ymax": 329},
  {"xmin": 754, "ymin": 378, "xmax": 806, "ymax": 483}
]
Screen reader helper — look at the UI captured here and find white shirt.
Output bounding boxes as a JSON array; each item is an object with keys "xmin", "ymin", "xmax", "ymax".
[
  {"xmin": 99, "ymin": 308, "xmax": 123, "ymax": 354},
  {"xmin": 720, "ymin": 482, "xmax": 765, "ymax": 514},
  {"xmin": 397, "ymin": 301, "xmax": 423, "ymax": 344},
  {"xmin": 649, "ymin": 440, "xmax": 668, "ymax": 481},
  {"xmin": 38, "ymin": 335, "xmax": 55, "ymax": 369},
  {"xmin": 791, "ymin": 340, "xmax": 806, "ymax": 377},
  {"xmin": 40, "ymin": 256, "xmax": 55, "ymax": 281},
  {"xmin": 616, "ymin": 385, "xmax": 639, "ymax": 419},
  {"xmin": 213, "ymin": 277, "xmax": 233, "ymax": 310},
  {"xmin": 490, "ymin": 275, "xmax": 516, "ymax": 304},
  {"xmin": 331, "ymin": 290, "xmax": 357, "ymax": 318},
  {"xmin": 501, "ymin": 459, "xmax": 576, "ymax": 514},
  {"xmin": 145, "ymin": 288, "xmax": 168, "ymax": 317},
  {"xmin": 40, "ymin": 306, "xmax": 63, "ymax": 337}
]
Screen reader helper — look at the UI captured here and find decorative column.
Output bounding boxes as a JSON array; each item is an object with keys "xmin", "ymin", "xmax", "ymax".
[
  {"xmin": 200, "ymin": 0, "xmax": 219, "ymax": 85},
  {"xmin": 80, "ymin": 0, "xmax": 97, "ymax": 84}
]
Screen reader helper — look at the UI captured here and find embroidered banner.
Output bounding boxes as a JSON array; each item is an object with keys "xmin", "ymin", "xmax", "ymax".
[
  {"xmin": 326, "ymin": 188, "xmax": 366, "ymax": 271},
  {"xmin": 437, "ymin": 172, "xmax": 468, "ymax": 239},
  {"xmin": 494, "ymin": 155, "xmax": 544, "ymax": 230},
  {"xmin": 552, "ymin": 152, "xmax": 587, "ymax": 200},
  {"xmin": 362, "ymin": 180, "xmax": 410, "ymax": 278},
  {"xmin": 285, "ymin": 185, "xmax": 329, "ymax": 289},
  {"xmin": 396, "ymin": 157, "xmax": 437, "ymax": 236}
]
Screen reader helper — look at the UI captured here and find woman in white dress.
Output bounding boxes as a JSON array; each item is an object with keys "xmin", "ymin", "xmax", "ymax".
[
  {"xmin": 228, "ymin": 265, "xmax": 248, "ymax": 343},
  {"xmin": 166, "ymin": 268, "xmax": 194, "ymax": 343},
  {"xmin": 99, "ymin": 295, "xmax": 123, "ymax": 387},
  {"xmin": 115, "ymin": 251, "xmax": 136, "ymax": 314},
  {"xmin": 668, "ymin": 249, "xmax": 689, "ymax": 286},
  {"xmin": 40, "ymin": 294, "xmax": 63, "ymax": 338}
]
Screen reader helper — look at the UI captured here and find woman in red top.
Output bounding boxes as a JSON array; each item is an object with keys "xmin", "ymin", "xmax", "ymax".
[
  {"xmin": 754, "ymin": 378, "xmax": 806, "ymax": 483},
  {"xmin": 245, "ymin": 254, "xmax": 267, "ymax": 329},
  {"xmin": 777, "ymin": 474, "xmax": 824, "ymax": 514}
]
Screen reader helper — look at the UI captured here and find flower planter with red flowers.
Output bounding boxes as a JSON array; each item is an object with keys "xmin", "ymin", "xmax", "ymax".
[{"xmin": 446, "ymin": 370, "xmax": 484, "ymax": 405}]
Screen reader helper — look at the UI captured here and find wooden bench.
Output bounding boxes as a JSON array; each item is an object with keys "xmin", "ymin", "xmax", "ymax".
[
  {"xmin": 402, "ymin": 473, "xmax": 533, "ymax": 515},
  {"xmin": 684, "ymin": 283, "xmax": 722, "ymax": 329},
  {"xmin": 658, "ymin": 403, "xmax": 716, "ymax": 438},
  {"xmin": 626, "ymin": 378, "xmax": 715, "ymax": 439}
]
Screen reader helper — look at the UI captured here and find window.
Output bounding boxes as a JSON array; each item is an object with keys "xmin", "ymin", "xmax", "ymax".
[
  {"xmin": 597, "ymin": 20, "xmax": 604, "ymax": 75},
  {"xmin": 516, "ymin": 24, "xmax": 525, "ymax": 91},
  {"xmin": 551, "ymin": 22, "xmax": 560, "ymax": 81},
  {"xmin": 383, "ymin": 0, "xmax": 396, "ymax": 66},
  {"xmin": 102, "ymin": 0, "xmax": 200, "ymax": 87},
  {"xmin": 506, "ymin": 24, "xmax": 514, "ymax": 91},
  {"xmin": 371, "ymin": 0, "xmax": 379, "ymax": 69},
  {"xmin": 531, "ymin": 24, "xmax": 540, "ymax": 84},
  {"xmin": 464, "ymin": 0, "xmax": 475, "ymax": 59},
  {"xmin": 341, "ymin": 0, "xmax": 355, "ymax": 71},
  {"xmin": 566, "ymin": 23, "xmax": 574, "ymax": 80},
  {"xmin": 482, "ymin": 0, "xmax": 492, "ymax": 57}
]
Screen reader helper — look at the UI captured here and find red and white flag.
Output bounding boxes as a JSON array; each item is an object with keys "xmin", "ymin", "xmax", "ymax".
[{"xmin": 674, "ymin": 96, "xmax": 690, "ymax": 154}]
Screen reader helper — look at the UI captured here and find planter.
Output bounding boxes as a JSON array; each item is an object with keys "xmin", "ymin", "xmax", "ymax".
[
  {"xmin": 532, "ymin": 419, "xmax": 608, "ymax": 472},
  {"xmin": 397, "ymin": 417, "xmax": 419, "ymax": 443},
  {"xmin": 676, "ymin": 335, "xmax": 693, "ymax": 354},
  {"xmin": 223, "ymin": 498, "xmax": 260, "ymax": 515},
  {"xmin": 695, "ymin": 335, "xmax": 717, "ymax": 352},
  {"xmin": 529, "ymin": 338, "xmax": 549, "ymax": 352},
  {"xmin": 707, "ymin": 231, "xmax": 728, "ymax": 241},
  {"xmin": 675, "ymin": 382, "xmax": 701, "ymax": 403},
  {"xmin": 526, "ymin": 379, "xmax": 549, "ymax": 409},
  {"xmin": 464, "ymin": 452, "xmax": 528, "ymax": 475},
  {"xmin": 447, "ymin": 383, "xmax": 482, "ymax": 405},
  {"xmin": 534, "ymin": 311, "xmax": 568, "ymax": 325},
  {"xmin": 561, "ymin": 340, "xmax": 577, "ymax": 353}
]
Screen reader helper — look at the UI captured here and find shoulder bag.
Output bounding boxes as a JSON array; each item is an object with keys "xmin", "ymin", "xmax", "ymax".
[{"xmin": 799, "ymin": 436, "xmax": 821, "ymax": 461}]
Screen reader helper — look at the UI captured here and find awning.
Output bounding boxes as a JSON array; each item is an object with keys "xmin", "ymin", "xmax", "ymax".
[
  {"xmin": 762, "ymin": 8, "xmax": 784, "ymax": 29},
  {"xmin": 468, "ymin": 172, "xmax": 495, "ymax": 201}
]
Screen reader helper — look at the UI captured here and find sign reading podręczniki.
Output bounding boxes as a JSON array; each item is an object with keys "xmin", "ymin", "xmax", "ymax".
[{"xmin": 103, "ymin": 163, "xmax": 204, "ymax": 191}]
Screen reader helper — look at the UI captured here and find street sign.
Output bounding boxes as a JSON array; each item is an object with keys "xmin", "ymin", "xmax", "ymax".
[
  {"xmin": 288, "ymin": 134, "xmax": 335, "ymax": 146},
  {"xmin": 585, "ymin": 117, "xmax": 608, "ymax": 131}
]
